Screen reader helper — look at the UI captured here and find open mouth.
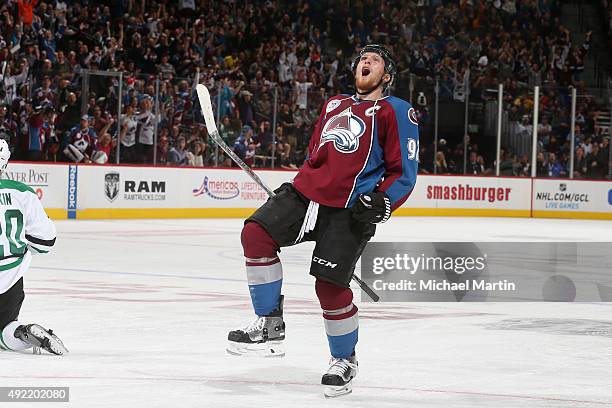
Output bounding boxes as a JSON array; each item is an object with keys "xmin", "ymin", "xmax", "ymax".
[{"xmin": 361, "ymin": 67, "xmax": 371, "ymax": 77}]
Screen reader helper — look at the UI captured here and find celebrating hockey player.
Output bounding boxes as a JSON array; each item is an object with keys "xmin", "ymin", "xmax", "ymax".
[
  {"xmin": 0, "ymin": 140, "xmax": 67, "ymax": 355},
  {"xmin": 228, "ymin": 45, "xmax": 418, "ymax": 397}
]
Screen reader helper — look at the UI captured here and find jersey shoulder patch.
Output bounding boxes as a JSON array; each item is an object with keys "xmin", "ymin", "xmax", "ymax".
[
  {"xmin": 324, "ymin": 94, "xmax": 351, "ymax": 115},
  {"xmin": 0, "ymin": 179, "xmax": 36, "ymax": 195},
  {"xmin": 325, "ymin": 99, "xmax": 342, "ymax": 115},
  {"xmin": 407, "ymin": 107, "xmax": 418, "ymax": 125}
]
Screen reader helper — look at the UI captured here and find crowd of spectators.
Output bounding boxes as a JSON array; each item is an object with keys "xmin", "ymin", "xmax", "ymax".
[
  {"xmin": 408, "ymin": 0, "xmax": 610, "ymax": 179},
  {"xmin": 602, "ymin": 0, "xmax": 612, "ymax": 49},
  {"xmin": 0, "ymin": 0, "xmax": 609, "ymax": 178},
  {"xmin": 0, "ymin": 0, "xmax": 336, "ymax": 168}
]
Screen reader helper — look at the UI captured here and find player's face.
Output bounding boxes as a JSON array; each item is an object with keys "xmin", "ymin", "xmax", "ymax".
[{"xmin": 355, "ymin": 52, "xmax": 389, "ymax": 93}]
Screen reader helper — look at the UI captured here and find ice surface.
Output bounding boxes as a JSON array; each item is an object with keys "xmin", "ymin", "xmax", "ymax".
[{"xmin": 1, "ymin": 217, "xmax": 612, "ymax": 408}]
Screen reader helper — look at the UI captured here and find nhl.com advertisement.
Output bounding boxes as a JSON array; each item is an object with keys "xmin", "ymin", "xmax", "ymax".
[
  {"xmin": 534, "ymin": 182, "xmax": 590, "ymax": 210},
  {"xmin": 532, "ymin": 179, "xmax": 612, "ymax": 214}
]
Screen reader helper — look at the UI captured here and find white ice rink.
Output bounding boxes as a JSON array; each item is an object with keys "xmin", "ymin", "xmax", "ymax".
[{"xmin": 2, "ymin": 217, "xmax": 612, "ymax": 408}]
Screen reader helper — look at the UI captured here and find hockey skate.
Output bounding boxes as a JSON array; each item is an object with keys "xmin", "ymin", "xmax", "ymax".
[
  {"xmin": 14, "ymin": 324, "xmax": 68, "ymax": 356},
  {"xmin": 322, "ymin": 354, "xmax": 358, "ymax": 398},
  {"xmin": 227, "ymin": 296, "xmax": 285, "ymax": 357}
]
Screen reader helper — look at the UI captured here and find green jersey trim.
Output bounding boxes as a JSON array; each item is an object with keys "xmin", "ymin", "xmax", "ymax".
[
  {"xmin": 0, "ymin": 180, "xmax": 36, "ymax": 195},
  {"xmin": 0, "ymin": 257, "xmax": 24, "ymax": 271}
]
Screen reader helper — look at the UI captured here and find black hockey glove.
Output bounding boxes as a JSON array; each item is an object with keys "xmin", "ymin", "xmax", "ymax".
[
  {"xmin": 351, "ymin": 191, "xmax": 391, "ymax": 224},
  {"xmin": 273, "ymin": 182, "xmax": 293, "ymax": 196}
]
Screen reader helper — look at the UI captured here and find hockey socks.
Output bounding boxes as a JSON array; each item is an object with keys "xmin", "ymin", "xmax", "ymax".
[
  {"xmin": 315, "ymin": 279, "xmax": 358, "ymax": 359},
  {"xmin": 241, "ymin": 222, "xmax": 282, "ymax": 315}
]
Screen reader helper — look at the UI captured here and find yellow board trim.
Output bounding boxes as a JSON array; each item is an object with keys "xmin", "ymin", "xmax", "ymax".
[
  {"xmin": 393, "ymin": 208, "xmax": 531, "ymax": 218},
  {"xmin": 47, "ymin": 207, "xmax": 610, "ymax": 221},
  {"xmin": 45, "ymin": 208, "xmax": 68, "ymax": 220},
  {"xmin": 532, "ymin": 210, "xmax": 612, "ymax": 220},
  {"xmin": 76, "ymin": 208, "xmax": 258, "ymax": 219}
]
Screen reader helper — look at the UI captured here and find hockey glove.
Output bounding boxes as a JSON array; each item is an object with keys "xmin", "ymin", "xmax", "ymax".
[{"xmin": 351, "ymin": 191, "xmax": 391, "ymax": 224}]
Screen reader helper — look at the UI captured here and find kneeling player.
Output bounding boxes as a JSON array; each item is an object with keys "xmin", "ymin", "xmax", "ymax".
[
  {"xmin": 0, "ymin": 140, "xmax": 67, "ymax": 355},
  {"xmin": 227, "ymin": 45, "xmax": 418, "ymax": 397}
]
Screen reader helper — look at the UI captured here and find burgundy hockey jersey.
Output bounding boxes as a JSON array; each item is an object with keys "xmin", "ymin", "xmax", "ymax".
[{"xmin": 293, "ymin": 94, "xmax": 419, "ymax": 211}]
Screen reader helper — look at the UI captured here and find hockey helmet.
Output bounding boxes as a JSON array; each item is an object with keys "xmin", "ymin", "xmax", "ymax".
[{"xmin": 351, "ymin": 44, "xmax": 397, "ymax": 91}]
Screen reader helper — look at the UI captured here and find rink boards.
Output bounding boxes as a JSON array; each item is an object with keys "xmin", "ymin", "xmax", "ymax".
[{"xmin": 2, "ymin": 162, "xmax": 610, "ymax": 220}]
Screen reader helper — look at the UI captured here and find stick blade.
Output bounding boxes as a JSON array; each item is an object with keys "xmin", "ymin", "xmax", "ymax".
[{"xmin": 195, "ymin": 84, "xmax": 218, "ymax": 134}]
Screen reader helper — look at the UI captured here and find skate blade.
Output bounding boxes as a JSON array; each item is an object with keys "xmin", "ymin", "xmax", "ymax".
[
  {"xmin": 226, "ymin": 340, "xmax": 285, "ymax": 358},
  {"xmin": 323, "ymin": 382, "xmax": 353, "ymax": 398},
  {"xmin": 28, "ymin": 325, "xmax": 69, "ymax": 356}
]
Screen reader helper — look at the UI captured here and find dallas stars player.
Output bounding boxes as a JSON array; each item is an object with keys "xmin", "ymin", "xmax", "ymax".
[{"xmin": 0, "ymin": 140, "xmax": 68, "ymax": 355}]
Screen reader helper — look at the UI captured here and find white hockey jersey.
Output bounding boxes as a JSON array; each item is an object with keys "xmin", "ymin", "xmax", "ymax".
[{"xmin": 0, "ymin": 179, "xmax": 56, "ymax": 294}]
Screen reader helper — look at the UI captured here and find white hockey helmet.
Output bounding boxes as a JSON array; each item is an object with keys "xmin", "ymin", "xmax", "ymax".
[{"xmin": 0, "ymin": 139, "xmax": 10, "ymax": 174}]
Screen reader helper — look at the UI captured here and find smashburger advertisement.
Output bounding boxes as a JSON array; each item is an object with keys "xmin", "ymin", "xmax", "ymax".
[
  {"xmin": 404, "ymin": 175, "xmax": 532, "ymax": 210},
  {"xmin": 532, "ymin": 179, "xmax": 611, "ymax": 214},
  {"xmin": 426, "ymin": 184, "xmax": 512, "ymax": 203}
]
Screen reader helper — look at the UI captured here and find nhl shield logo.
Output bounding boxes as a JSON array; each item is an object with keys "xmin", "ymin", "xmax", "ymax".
[
  {"xmin": 105, "ymin": 172, "xmax": 120, "ymax": 202},
  {"xmin": 325, "ymin": 99, "xmax": 341, "ymax": 115}
]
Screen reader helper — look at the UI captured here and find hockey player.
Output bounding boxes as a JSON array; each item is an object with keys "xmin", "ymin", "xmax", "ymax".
[
  {"xmin": 0, "ymin": 140, "xmax": 67, "ymax": 355},
  {"xmin": 228, "ymin": 45, "xmax": 418, "ymax": 397}
]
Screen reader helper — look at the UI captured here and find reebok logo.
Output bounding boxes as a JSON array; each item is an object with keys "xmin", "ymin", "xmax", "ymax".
[{"xmin": 313, "ymin": 256, "xmax": 337, "ymax": 269}]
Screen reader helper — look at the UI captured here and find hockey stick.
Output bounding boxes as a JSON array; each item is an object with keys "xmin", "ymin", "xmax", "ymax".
[
  {"xmin": 196, "ymin": 84, "xmax": 275, "ymax": 197},
  {"xmin": 195, "ymin": 84, "xmax": 379, "ymax": 302}
]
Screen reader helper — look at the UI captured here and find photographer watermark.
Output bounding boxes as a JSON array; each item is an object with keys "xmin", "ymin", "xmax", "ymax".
[
  {"xmin": 372, "ymin": 253, "xmax": 488, "ymax": 275},
  {"xmin": 360, "ymin": 242, "xmax": 612, "ymax": 302}
]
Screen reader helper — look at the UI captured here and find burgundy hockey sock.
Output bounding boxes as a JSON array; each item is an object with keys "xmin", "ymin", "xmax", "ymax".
[
  {"xmin": 241, "ymin": 222, "xmax": 282, "ymax": 316},
  {"xmin": 315, "ymin": 279, "xmax": 358, "ymax": 359}
]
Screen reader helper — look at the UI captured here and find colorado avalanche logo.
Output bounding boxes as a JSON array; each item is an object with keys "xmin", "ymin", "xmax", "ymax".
[{"xmin": 319, "ymin": 107, "xmax": 366, "ymax": 154}]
